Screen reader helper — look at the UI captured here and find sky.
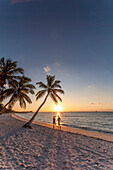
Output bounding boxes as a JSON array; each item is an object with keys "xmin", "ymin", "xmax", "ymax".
[{"xmin": 1, "ymin": 0, "xmax": 113, "ymax": 112}]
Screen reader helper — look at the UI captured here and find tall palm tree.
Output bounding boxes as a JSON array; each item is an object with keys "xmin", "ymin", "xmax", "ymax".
[
  {"xmin": 0, "ymin": 57, "xmax": 24, "ymax": 101},
  {"xmin": 23, "ymin": 75, "xmax": 64, "ymax": 128},
  {"xmin": 0, "ymin": 76, "xmax": 35, "ymax": 113}
]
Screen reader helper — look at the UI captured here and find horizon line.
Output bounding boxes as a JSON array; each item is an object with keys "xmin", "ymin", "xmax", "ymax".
[{"xmin": 15, "ymin": 110, "xmax": 113, "ymax": 113}]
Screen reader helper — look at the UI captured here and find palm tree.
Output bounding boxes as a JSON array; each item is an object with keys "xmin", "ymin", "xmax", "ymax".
[
  {"xmin": 23, "ymin": 75, "xmax": 64, "ymax": 128},
  {"xmin": 0, "ymin": 76, "xmax": 35, "ymax": 113},
  {"xmin": 0, "ymin": 57, "xmax": 24, "ymax": 101},
  {"xmin": 0, "ymin": 103, "xmax": 4, "ymax": 109}
]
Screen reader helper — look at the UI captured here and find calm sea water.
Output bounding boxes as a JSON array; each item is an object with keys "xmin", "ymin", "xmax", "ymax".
[{"xmin": 16, "ymin": 112, "xmax": 113, "ymax": 135}]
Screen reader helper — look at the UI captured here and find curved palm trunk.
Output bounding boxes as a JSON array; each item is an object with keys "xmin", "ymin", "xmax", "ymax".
[
  {"xmin": 23, "ymin": 93, "xmax": 49, "ymax": 128},
  {"xmin": 0, "ymin": 101, "xmax": 10, "ymax": 114},
  {"xmin": 0, "ymin": 88, "xmax": 4, "ymax": 103}
]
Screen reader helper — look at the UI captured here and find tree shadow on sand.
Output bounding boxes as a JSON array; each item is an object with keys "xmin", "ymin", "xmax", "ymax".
[{"xmin": 0, "ymin": 127, "xmax": 26, "ymax": 141}]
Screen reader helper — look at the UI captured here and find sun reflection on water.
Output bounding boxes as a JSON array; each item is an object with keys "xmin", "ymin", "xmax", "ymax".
[{"xmin": 56, "ymin": 112, "xmax": 61, "ymax": 126}]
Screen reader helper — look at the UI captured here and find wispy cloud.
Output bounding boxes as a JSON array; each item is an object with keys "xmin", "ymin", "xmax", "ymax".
[
  {"xmin": 88, "ymin": 85, "xmax": 95, "ymax": 88},
  {"xmin": 90, "ymin": 102, "xmax": 102, "ymax": 105},
  {"xmin": 98, "ymin": 102, "xmax": 101, "ymax": 105},
  {"xmin": 90, "ymin": 102, "xmax": 95, "ymax": 105},
  {"xmin": 43, "ymin": 66, "xmax": 51, "ymax": 75},
  {"xmin": 55, "ymin": 62, "xmax": 61, "ymax": 68},
  {"xmin": 10, "ymin": 0, "xmax": 34, "ymax": 5}
]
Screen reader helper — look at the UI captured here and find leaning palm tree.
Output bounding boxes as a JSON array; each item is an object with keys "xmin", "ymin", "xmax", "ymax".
[
  {"xmin": 0, "ymin": 76, "xmax": 35, "ymax": 113},
  {"xmin": 0, "ymin": 57, "xmax": 24, "ymax": 102},
  {"xmin": 23, "ymin": 75, "xmax": 64, "ymax": 128}
]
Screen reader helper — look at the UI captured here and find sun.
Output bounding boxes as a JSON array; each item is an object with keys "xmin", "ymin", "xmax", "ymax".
[{"xmin": 54, "ymin": 105, "xmax": 62, "ymax": 112}]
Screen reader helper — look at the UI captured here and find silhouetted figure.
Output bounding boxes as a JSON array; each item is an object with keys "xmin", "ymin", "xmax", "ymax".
[
  {"xmin": 53, "ymin": 116, "xmax": 56, "ymax": 129},
  {"xmin": 57, "ymin": 115, "xmax": 61, "ymax": 130}
]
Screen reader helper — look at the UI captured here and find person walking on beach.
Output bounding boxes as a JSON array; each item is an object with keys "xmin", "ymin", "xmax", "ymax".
[
  {"xmin": 57, "ymin": 115, "xmax": 61, "ymax": 130},
  {"xmin": 53, "ymin": 116, "xmax": 56, "ymax": 129}
]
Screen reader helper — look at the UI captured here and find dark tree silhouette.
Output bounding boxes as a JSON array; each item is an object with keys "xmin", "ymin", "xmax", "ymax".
[
  {"xmin": 23, "ymin": 75, "xmax": 64, "ymax": 128},
  {"xmin": 0, "ymin": 57, "xmax": 24, "ymax": 102},
  {"xmin": 0, "ymin": 76, "xmax": 35, "ymax": 113}
]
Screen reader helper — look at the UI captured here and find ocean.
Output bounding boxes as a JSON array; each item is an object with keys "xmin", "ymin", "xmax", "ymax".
[{"xmin": 16, "ymin": 112, "xmax": 113, "ymax": 135}]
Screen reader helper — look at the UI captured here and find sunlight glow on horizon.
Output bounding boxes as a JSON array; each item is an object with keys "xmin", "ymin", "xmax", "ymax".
[{"xmin": 54, "ymin": 105, "xmax": 62, "ymax": 112}]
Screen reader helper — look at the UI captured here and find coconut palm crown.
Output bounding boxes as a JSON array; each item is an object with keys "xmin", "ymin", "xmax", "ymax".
[
  {"xmin": 36, "ymin": 75, "xmax": 64, "ymax": 104},
  {"xmin": 0, "ymin": 76, "xmax": 35, "ymax": 113},
  {"xmin": 23, "ymin": 75, "xmax": 64, "ymax": 128},
  {"xmin": 0, "ymin": 57, "xmax": 24, "ymax": 102},
  {"xmin": 0, "ymin": 57, "xmax": 24, "ymax": 88}
]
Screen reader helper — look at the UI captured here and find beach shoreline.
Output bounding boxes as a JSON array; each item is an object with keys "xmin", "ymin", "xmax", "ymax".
[
  {"xmin": 0, "ymin": 113, "xmax": 113, "ymax": 169},
  {"xmin": 12, "ymin": 113, "xmax": 113, "ymax": 143}
]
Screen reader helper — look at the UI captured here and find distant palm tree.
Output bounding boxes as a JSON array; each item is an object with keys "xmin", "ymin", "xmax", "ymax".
[
  {"xmin": 0, "ymin": 76, "xmax": 35, "ymax": 113},
  {"xmin": 23, "ymin": 75, "xmax": 64, "ymax": 128},
  {"xmin": 0, "ymin": 57, "xmax": 24, "ymax": 101}
]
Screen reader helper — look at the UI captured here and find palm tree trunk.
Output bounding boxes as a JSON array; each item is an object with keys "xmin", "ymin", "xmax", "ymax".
[
  {"xmin": 0, "ymin": 101, "xmax": 10, "ymax": 114},
  {"xmin": 0, "ymin": 88, "xmax": 4, "ymax": 103},
  {"xmin": 23, "ymin": 93, "xmax": 49, "ymax": 128}
]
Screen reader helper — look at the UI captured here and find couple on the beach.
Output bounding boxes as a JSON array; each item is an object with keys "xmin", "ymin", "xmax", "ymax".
[{"xmin": 53, "ymin": 115, "xmax": 61, "ymax": 129}]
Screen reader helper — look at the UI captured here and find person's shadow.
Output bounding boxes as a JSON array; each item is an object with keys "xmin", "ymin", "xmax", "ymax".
[{"xmin": 39, "ymin": 129, "xmax": 72, "ymax": 169}]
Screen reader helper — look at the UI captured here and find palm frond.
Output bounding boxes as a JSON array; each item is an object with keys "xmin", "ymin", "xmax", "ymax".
[
  {"xmin": 8, "ymin": 94, "xmax": 18, "ymax": 108},
  {"xmin": 29, "ymin": 89, "xmax": 35, "ymax": 94},
  {"xmin": 0, "ymin": 57, "xmax": 5, "ymax": 66},
  {"xmin": 19, "ymin": 76, "xmax": 31, "ymax": 84},
  {"xmin": 8, "ymin": 79, "xmax": 18, "ymax": 87},
  {"xmin": 2, "ymin": 88, "xmax": 14, "ymax": 98},
  {"xmin": 52, "ymin": 91, "xmax": 62, "ymax": 102},
  {"xmin": 50, "ymin": 93, "xmax": 58, "ymax": 104},
  {"xmin": 25, "ymin": 84, "xmax": 36, "ymax": 89},
  {"xmin": 12, "ymin": 75, "xmax": 23, "ymax": 80},
  {"xmin": 52, "ymin": 89, "xmax": 64, "ymax": 94},
  {"xmin": 36, "ymin": 90, "xmax": 46, "ymax": 100},
  {"xmin": 6, "ymin": 60, "xmax": 17, "ymax": 71},
  {"xmin": 51, "ymin": 80, "xmax": 61, "ymax": 88},
  {"xmin": 22, "ymin": 93, "xmax": 32, "ymax": 104},
  {"xmin": 9, "ymin": 67, "xmax": 24, "ymax": 75},
  {"xmin": 36, "ymin": 82, "xmax": 47, "ymax": 89},
  {"xmin": 47, "ymin": 75, "xmax": 55, "ymax": 87},
  {"xmin": 19, "ymin": 97, "xmax": 26, "ymax": 109},
  {"xmin": 20, "ymin": 89, "xmax": 28, "ymax": 94}
]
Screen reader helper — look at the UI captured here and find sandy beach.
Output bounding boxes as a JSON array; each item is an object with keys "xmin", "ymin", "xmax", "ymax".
[{"xmin": 0, "ymin": 114, "xmax": 113, "ymax": 169}]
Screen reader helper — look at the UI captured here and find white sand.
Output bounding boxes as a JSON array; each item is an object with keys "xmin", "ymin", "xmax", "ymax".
[{"xmin": 0, "ymin": 114, "xmax": 113, "ymax": 169}]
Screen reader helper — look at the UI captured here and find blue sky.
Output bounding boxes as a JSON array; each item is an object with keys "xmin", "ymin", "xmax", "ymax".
[{"xmin": 1, "ymin": 0, "xmax": 113, "ymax": 111}]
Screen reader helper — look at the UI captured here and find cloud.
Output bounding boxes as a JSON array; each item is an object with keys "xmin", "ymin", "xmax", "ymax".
[
  {"xmin": 90, "ymin": 102, "xmax": 95, "ymax": 105},
  {"xmin": 98, "ymin": 102, "xmax": 101, "ymax": 105},
  {"xmin": 43, "ymin": 66, "xmax": 51, "ymax": 74},
  {"xmin": 55, "ymin": 62, "xmax": 61, "ymax": 68},
  {"xmin": 90, "ymin": 102, "xmax": 102, "ymax": 105},
  {"xmin": 10, "ymin": 0, "xmax": 34, "ymax": 5},
  {"xmin": 88, "ymin": 85, "xmax": 95, "ymax": 88}
]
